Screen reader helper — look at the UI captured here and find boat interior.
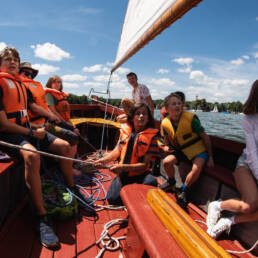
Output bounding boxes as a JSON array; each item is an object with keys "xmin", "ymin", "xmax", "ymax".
[{"xmin": 0, "ymin": 104, "xmax": 257, "ymax": 257}]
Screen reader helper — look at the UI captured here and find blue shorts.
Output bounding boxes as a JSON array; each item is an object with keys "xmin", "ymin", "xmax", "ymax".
[
  {"xmin": 235, "ymin": 153, "xmax": 251, "ymax": 171},
  {"xmin": 194, "ymin": 151, "xmax": 209, "ymax": 162},
  {"xmin": 0, "ymin": 131, "xmax": 56, "ymax": 158}
]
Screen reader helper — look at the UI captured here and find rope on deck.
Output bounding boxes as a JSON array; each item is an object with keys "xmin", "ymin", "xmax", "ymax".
[
  {"xmin": 95, "ymin": 218, "xmax": 128, "ymax": 258},
  {"xmin": 195, "ymin": 220, "xmax": 258, "ymax": 255}
]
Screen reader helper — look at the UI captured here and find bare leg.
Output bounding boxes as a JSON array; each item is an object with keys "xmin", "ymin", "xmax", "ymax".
[
  {"xmin": 21, "ymin": 144, "xmax": 46, "ymax": 215},
  {"xmin": 220, "ymin": 167, "xmax": 258, "ymax": 214},
  {"xmin": 48, "ymin": 138, "xmax": 74, "ymax": 187},
  {"xmin": 184, "ymin": 157, "xmax": 205, "ymax": 187},
  {"xmin": 162, "ymin": 154, "xmax": 178, "ymax": 179}
]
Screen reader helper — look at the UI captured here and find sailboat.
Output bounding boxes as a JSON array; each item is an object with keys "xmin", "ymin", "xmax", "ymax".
[
  {"xmin": 0, "ymin": 0, "xmax": 257, "ymax": 257},
  {"xmin": 211, "ymin": 105, "xmax": 218, "ymax": 112}
]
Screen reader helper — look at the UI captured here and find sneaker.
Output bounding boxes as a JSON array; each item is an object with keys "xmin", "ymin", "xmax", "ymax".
[
  {"xmin": 37, "ymin": 214, "xmax": 59, "ymax": 249},
  {"xmin": 206, "ymin": 201, "xmax": 221, "ymax": 230},
  {"xmin": 159, "ymin": 181, "xmax": 176, "ymax": 193},
  {"xmin": 176, "ymin": 191, "xmax": 188, "ymax": 209},
  {"xmin": 208, "ymin": 217, "xmax": 233, "ymax": 239}
]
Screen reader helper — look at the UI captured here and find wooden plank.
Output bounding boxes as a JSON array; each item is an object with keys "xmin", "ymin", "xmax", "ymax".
[
  {"xmin": 53, "ymin": 219, "xmax": 76, "ymax": 258},
  {"xmin": 0, "ymin": 209, "xmax": 36, "ymax": 258},
  {"xmin": 76, "ymin": 216, "xmax": 98, "ymax": 258}
]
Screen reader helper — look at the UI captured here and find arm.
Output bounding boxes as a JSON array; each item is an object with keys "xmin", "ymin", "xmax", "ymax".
[
  {"xmin": 0, "ymin": 110, "xmax": 45, "ymax": 139},
  {"xmin": 94, "ymin": 145, "xmax": 121, "ymax": 167},
  {"xmin": 242, "ymin": 116, "xmax": 258, "ymax": 180},
  {"xmin": 200, "ymin": 131, "xmax": 214, "ymax": 167}
]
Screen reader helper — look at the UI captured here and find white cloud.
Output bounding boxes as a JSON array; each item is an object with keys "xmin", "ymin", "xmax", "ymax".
[
  {"xmin": 256, "ymin": 17, "xmax": 258, "ymax": 21},
  {"xmin": 0, "ymin": 42, "xmax": 7, "ymax": 51},
  {"xmin": 93, "ymin": 74, "xmax": 110, "ymax": 82},
  {"xmin": 150, "ymin": 78, "xmax": 175, "ymax": 87},
  {"xmin": 221, "ymin": 79, "xmax": 249, "ymax": 87},
  {"xmin": 230, "ymin": 58, "xmax": 244, "ymax": 65},
  {"xmin": 115, "ymin": 67, "xmax": 130, "ymax": 75},
  {"xmin": 106, "ymin": 62, "xmax": 114, "ymax": 67},
  {"xmin": 178, "ymin": 67, "xmax": 191, "ymax": 73},
  {"xmin": 82, "ymin": 64, "xmax": 102, "ymax": 72},
  {"xmin": 173, "ymin": 57, "xmax": 194, "ymax": 65},
  {"xmin": 189, "ymin": 70, "xmax": 218, "ymax": 87},
  {"xmin": 63, "ymin": 82, "xmax": 79, "ymax": 89},
  {"xmin": 83, "ymin": 82, "xmax": 105, "ymax": 87},
  {"xmin": 157, "ymin": 69, "xmax": 169, "ymax": 74},
  {"xmin": 33, "ymin": 63, "xmax": 60, "ymax": 75},
  {"xmin": 254, "ymin": 52, "xmax": 258, "ymax": 58},
  {"xmin": 61, "ymin": 74, "xmax": 87, "ymax": 82},
  {"xmin": 242, "ymin": 55, "xmax": 250, "ymax": 60},
  {"xmin": 31, "ymin": 43, "xmax": 71, "ymax": 61}
]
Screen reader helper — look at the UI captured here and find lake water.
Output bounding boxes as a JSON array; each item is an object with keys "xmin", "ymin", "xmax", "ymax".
[{"xmin": 154, "ymin": 110, "xmax": 245, "ymax": 143}]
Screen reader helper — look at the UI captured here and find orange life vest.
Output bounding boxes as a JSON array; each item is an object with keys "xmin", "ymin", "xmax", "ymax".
[
  {"xmin": 45, "ymin": 88, "xmax": 70, "ymax": 121},
  {"xmin": 119, "ymin": 123, "xmax": 158, "ymax": 177},
  {"xmin": 23, "ymin": 78, "xmax": 48, "ymax": 124},
  {"xmin": 0, "ymin": 73, "xmax": 29, "ymax": 125}
]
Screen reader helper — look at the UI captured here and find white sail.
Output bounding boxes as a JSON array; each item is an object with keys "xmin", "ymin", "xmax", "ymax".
[{"xmin": 111, "ymin": 0, "xmax": 202, "ymax": 73}]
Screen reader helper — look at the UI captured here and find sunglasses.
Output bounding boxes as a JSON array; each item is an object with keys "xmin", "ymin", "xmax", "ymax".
[{"xmin": 21, "ymin": 70, "xmax": 33, "ymax": 78}]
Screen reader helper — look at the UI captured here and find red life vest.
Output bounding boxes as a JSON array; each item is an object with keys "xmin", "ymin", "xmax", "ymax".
[
  {"xmin": 23, "ymin": 78, "xmax": 48, "ymax": 124},
  {"xmin": 0, "ymin": 73, "xmax": 29, "ymax": 125},
  {"xmin": 119, "ymin": 123, "xmax": 158, "ymax": 176},
  {"xmin": 45, "ymin": 88, "xmax": 70, "ymax": 121}
]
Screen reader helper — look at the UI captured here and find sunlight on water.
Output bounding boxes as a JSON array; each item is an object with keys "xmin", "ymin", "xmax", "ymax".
[{"xmin": 154, "ymin": 110, "xmax": 245, "ymax": 143}]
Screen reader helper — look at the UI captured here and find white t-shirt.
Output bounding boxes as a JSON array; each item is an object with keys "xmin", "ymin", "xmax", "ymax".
[
  {"xmin": 242, "ymin": 114, "xmax": 258, "ymax": 180},
  {"xmin": 132, "ymin": 83, "xmax": 150, "ymax": 106}
]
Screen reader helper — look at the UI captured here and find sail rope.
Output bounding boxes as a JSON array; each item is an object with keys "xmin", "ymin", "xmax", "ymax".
[
  {"xmin": 0, "ymin": 140, "xmax": 106, "ymax": 166},
  {"xmin": 194, "ymin": 220, "xmax": 258, "ymax": 255}
]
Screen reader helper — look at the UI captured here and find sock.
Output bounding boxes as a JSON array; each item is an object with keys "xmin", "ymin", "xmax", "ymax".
[
  {"xmin": 213, "ymin": 200, "xmax": 222, "ymax": 211},
  {"xmin": 168, "ymin": 178, "xmax": 176, "ymax": 185},
  {"xmin": 229, "ymin": 216, "xmax": 235, "ymax": 225},
  {"xmin": 182, "ymin": 183, "xmax": 187, "ymax": 191}
]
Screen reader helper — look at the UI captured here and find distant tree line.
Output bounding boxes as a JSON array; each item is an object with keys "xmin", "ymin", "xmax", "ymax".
[{"xmin": 67, "ymin": 94, "xmax": 243, "ymax": 113}]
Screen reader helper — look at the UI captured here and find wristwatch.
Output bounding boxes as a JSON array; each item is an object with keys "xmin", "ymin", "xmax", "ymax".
[{"xmin": 29, "ymin": 128, "xmax": 34, "ymax": 137}]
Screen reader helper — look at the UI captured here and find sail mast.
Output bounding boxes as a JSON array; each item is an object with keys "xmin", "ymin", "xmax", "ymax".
[{"xmin": 111, "ymin": 0, "xmax": 202, "ymax": 73}]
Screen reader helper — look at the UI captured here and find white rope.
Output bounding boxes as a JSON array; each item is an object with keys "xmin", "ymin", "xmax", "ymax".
[
  {"xmin": 94, "ymin": 204, "xmax": 127, "ymax": 212},
  {"xmin": 95, "ymin": 218, "xmax": 128, "ymax": 258},
  {"xmin": 194, "ymin": 219, "xmax": 258, "ymax": 255},
  {"xmin": 0, "ymin": 140, "xmax": 104, "ymax": 166}
]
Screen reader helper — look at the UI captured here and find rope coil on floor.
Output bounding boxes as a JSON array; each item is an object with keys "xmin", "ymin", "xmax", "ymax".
[{"xmin": 95, "ymin": 218, "xmax": 128, "ymax": 258}]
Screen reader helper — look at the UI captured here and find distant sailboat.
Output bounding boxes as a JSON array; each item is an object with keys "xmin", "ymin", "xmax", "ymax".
[{"xmin": 211, "ymin": 105, "xmax": 218, "ymax": 112}]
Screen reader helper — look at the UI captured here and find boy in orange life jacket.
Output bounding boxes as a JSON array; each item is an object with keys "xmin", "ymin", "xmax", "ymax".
[
  {"xmin": 19, "ymin": 62, "xmax": 81, "ymax": 176},
  {"xmin": 159, "ymin": 92, "xmax": 214, "ymax": 209},
  {"xmin": 0, "ymin": 47, "xmax": 82, "ymax": 249},
  {"xmin": 94, "ymin": 103, "xmax": 160, "ymax": 205}
]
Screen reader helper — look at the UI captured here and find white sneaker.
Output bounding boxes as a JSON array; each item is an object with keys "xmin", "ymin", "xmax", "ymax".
[
  {"xmin": 206, "ymin": 201, "xmax": 221, "ymax": 230},
  {"xmin": 208, "ymin": 217, "xmax": 233, "ymax": 239}
]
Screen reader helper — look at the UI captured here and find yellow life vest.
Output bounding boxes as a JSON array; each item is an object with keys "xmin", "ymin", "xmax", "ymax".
[
  {"xmin": 119, "ymin": 123, "xmax": 158, "ymax": 177},
  {"xmin": 23, "ymin": 78, "xmax": 48, "ymax": 124},
  {"xmin": 161, "ymin": 111, "xmax": 206, "ymax": 160}
]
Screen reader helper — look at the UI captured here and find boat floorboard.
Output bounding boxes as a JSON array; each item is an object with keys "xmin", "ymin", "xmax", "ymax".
[{"xmin": 0, "ymin": 168, "xmax": 128, "ymax": 258}]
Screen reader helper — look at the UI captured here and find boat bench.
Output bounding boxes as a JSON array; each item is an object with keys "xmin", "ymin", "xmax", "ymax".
[{"xmin": 120, "ymin": 184, "xmax": 250, "ymax": 258}]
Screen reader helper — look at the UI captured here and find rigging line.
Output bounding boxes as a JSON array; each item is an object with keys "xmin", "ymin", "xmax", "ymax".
[
  {"xmin": 0, "ymin": 140, "xmax": 109, "ymax": 166},
  {"xmin": 100, "ymin": 72, "xmax": 113, "ymax": 152}
]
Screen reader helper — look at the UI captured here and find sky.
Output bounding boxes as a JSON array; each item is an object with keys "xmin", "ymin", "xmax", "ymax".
[{"xmin": 1, "ymin": 0, "xmax": 258, "ymax": 103}]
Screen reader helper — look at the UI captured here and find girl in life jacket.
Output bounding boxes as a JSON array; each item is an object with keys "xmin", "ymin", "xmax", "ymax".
[
  {"xmin": 45, "ymin": 75, "xmax": 79, "ymax": 136},
  {"xmin": 159, "ymin": 92, "xmax": 214, "ymax": 209},
  {"xmin": 94, "ymin": 103, "xmax": 160, "ymax": 205}
]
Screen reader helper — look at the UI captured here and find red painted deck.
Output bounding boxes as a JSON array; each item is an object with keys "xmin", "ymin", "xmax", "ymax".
[{"xmin": 0, "ymin": 168, "xmax": 128, "ymax": 258}]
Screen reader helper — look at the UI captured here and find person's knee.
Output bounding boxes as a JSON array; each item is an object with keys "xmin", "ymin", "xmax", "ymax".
[
  {"xmin": 57, "ymin": 140, "xmax": 71, "ymax": 156},
  {"xmin": 238, "ymin": 200, "xmax": 258, "ymax": 214},
  {"xmin": 25, "ymin": 152, "xmax": 40, "ymax": 167},
  {"xmin": 163, "ymin": 156, "xmax": 176, "ymax": 168}
]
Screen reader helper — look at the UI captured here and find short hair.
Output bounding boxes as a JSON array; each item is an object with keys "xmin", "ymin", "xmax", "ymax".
[
  {"xmin": 163, "ymin": 92, "xmax": 183, "ymax": 108},
  {"xmin": 174, "ymin": 91, "xmax": 185, "ymax": 103},
  {"xmin": 45, "ymin": 75, "xmax": 63, "ymax": 91},
  {"xmin": 127, "ymin": 103, "xmax": 154, "ymax": 130},
  {"xmin": 243, "ymin": 80, "xmax": 258, "ymax": 115},
  {"xmin": 126, "ymin": 72, "xmax": 137, "ymax": 79},
  {"xmin": 0, "ymin": 47, "xmax": 20, "ymax": 66}
]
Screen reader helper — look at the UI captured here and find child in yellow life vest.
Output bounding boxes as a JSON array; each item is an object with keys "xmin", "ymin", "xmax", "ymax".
[
  {"xmin": 94, "ymin": 103, "xmax": 160, "ymax": 205},
  {"xmin": 159, "ymin": 92, "xmax": 214, "ymax": 208}
]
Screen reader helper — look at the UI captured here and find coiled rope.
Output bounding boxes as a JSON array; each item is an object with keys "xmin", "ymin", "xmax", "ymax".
[
  {"xmin": 95, "ymin": 218, "xmax": 128, "ymax": 258},
  {"xmin": 195, "ymin": 219, "xmax": 258, "ymax": 255}
]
